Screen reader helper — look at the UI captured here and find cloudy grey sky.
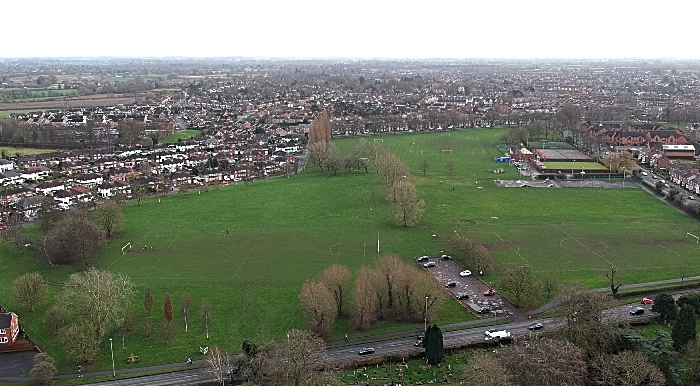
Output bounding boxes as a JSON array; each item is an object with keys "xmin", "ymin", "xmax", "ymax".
[{"xmin": 3, "ymin": 0, "xmax": 697, "ymax": 59}]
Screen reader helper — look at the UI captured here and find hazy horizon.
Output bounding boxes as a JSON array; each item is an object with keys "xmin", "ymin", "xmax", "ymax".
[{"xmin": 4, "ymin": 0, "xmax": 698, "ymax": 59}]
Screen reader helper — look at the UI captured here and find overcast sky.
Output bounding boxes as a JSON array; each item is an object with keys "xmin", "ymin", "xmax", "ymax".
[{"xmin": 3, "ymin": 0, "xmax": 697, "ymax": 59}]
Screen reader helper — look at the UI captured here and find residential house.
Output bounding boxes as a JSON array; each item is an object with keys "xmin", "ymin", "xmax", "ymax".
[
  {"xmin": 15, "ymin": 195, "xmax": 45, "ymax": 218},
  {"xmin": 0, "ymin": 159, "xmax": 13, "ymax": 172},
  {"xmin": 36, "ymin": 180, "xmax": 65, "ymax": 196},
  {"xmin": 0, "ymin": 311, "xmax": 20, "ymax": 344},
  {"xmin": 21, "ymin": 166, "xmax": 51, "ymax": 182},
  {"xmin": 75, "ymin": 173, "xmax": 103, "ymax": 188}
]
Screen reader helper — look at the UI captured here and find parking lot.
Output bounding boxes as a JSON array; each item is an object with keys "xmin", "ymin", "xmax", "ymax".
[{"xmin": 416, "ymin": 256, "xmax": 526, "ymax": 321}]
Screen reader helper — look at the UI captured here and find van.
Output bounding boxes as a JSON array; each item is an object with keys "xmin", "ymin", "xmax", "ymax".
[{"xmin": 485, "ymin": 330, "xmax": 511, "ymax": 340}]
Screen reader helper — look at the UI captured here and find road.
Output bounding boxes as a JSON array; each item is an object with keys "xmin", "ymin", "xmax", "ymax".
[{"xmin": 69, "ymin": 298, "xmax": 665, "ymax": 386}]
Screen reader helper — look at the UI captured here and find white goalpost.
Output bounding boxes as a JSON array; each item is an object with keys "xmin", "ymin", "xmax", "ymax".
[
  {"xmin": 687, "ymin": 233, "xmax": 699, "ymax": 243},
  {"xmin": 441, "ymin": 149, "xmax": 453, "ymax": 154},
  {"xmin": 373, "ymin": 139, "xmax": 383, "ymax": 143},
  {"xmin": 122, "ymin": 242, "xmax": 132, "ymax": 255}
]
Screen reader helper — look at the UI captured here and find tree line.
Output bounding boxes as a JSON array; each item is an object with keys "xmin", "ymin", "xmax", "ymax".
[{"xmin": 299, "ymin": 255, "xmax": 445, "ymax": 337}]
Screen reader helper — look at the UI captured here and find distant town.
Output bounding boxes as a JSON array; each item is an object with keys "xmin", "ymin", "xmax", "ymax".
[{"xmin": 2, "ymin": 57, "xmax": 700, "ymax": 224}]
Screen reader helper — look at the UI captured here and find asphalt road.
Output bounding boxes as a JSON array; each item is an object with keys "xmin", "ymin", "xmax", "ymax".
[{"xmin": 48, "ymin": 300, "xmax": 664, "ymax": 386}]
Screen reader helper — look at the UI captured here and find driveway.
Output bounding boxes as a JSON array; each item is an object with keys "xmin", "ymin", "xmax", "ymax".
[
  {"xmin": 417, "ymin": 258, "xmax": 527, "ymax": 322},
  {"xmin": 0, "ymin": 351, "xmax": 36, "ymax": 378}
]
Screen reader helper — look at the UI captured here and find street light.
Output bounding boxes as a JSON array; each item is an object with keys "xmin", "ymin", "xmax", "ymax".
[
  {"xmin": 572, "ymin": 160, "xmax": 575, "ymax": 178},
  {"xmin": 622, "ymin": 167, "xmax": 626, "ymax": 189},
  {"xmin": 109, "ymin": 338, "xmax": 115, "ymax": 377},
  {"xmin": 424, "ymin": 296, "xmax": 429, "ymax": 332}
]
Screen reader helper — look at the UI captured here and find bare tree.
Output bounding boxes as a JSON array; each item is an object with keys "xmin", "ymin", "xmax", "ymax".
[
  {"xmin": 499, "ymin": 265, "xmax": 536, "ymax": 307},
  {"xmin": 353, "ymin": 267, "xmax": 378, "ymax": 330},
  {"xmin": 460, "ymin": 351, "xmax": 510, "ymax": 386},
  {"xmin": 29, "ymin": 353, "xmax": 57, "ymax": 386},
  {"xmin": 201, "ymin": 298, "xmax": 211, "ymax": 339},
  {"xmin": 376, "ymin": 150, "xmax": 410, "ymax": 188},
  {"xmin": 539, "ymin": 272, "xmax": 561, "ymax": 299},
  {"xmin": 500, "ymin": 337, "xmax": 588, "ymax": 386},
  {"xmin": 61, "ymin": 321, "xmax": 100, "ymax": 364},
  {"xmin": 205, "ymin": 346, "xmax": 234, "ymax": 386},
  {"xmin": 445, "ymin": 159, "xmax": 456, "ymax": 175},
  {"xmin": 470, "ymin": 244, "xmax": 494, "ymax": 275},
  {"xmin": 12, "ymin": 272, "xmax": 48, "ymax": 312},
  {"xmin": 419, "ymin": 159, "xmax": 430, "ymax": 175},
  {"xmin": 58, "ymin": 268, "xmax": 134, "ymax": 340},
  {"xmin": 181, "ymin": 294, "xmax": 193, "ymax": 332},
  {"xmin": 592, "ymin": 351, "xmax": 665, "ymax": 386},
  {"xmin": 42, "ymin": 208, "xmax": 105, "ymax": 267},
  {"xmin": 299, "ymin": 280, "xmax": 336, "ymax": 338},
  {"xmin": 606, "ymin": 266, "xmax": 623, "ymax": 294},
  {"xmin": 309, "ymin": 110, "xmax": 331, "ymax": 146},
  {"xmin": 144, "ymin": 288, "xmax": 154, "ymax": 318},
  {"xmin": 282, "ymin": 329, "xmax": 328, "ymax": 386},
  {"xmin": 387, "ymin": 179, "xmax": 425, "ymax": 227},
  {"xmin": 318, "ymin": 265, "xmax": 350, "ymax": 317},
  {"xmin": 95, "ymin": 200, "xmax": 124, "ymax": 238},
  {"xmin": 552, "ymin": 283, "xmax": 618, "ymax": 354}
]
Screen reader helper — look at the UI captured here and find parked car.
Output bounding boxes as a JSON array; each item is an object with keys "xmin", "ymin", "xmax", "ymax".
[
  {"xmin": 630, "ymin": 307, "xmax": 645, "ymax": 315},
  {"xmin": 456, "ymin": 293, "xmax": 469, "ymax": 300},
  {"xmin": 641, "ymin": 298, "xmax": 653, "ymax": 305},
  {"xmin": 459, "ymin": 270, "xmax": 472, "ymax": 277},
  {"xmin": 415, "ymin": 256, "xmax": 430, "ymax": 262},
  {"xmin": 358, "ymin": 347, "xmax": 375, "ymax": 355},
  {"xmin": 441, "ymin": 254, "xmax": 452, "ymax": 260},
  {"xmin": 484, "ymin": 328, "xmax": 499, "ymax": 335},
  {"xmin": 528, "ymin": 322, "xmax": 544, "ymax": 331},
  {"xmin": 477, "ymin": 306, "xmax": 491, "ymax": 314},
  {"xmin": 414, "ymin": 338, "xmax": 424, "ymax": 347},
  {"xmin": 423, "ymin": 262, "xmax": 436, "ymax": 268},
  {"xmin": 689, "ymin": 196, "xmax": 696, "ymax": 200},
  {"xmin": 445, "ymin": 281, "xmax": 457, "ymax": 288},
  {"xmin": 417, "ymin": 333, "xmax": 425, "ymax": 340},
  {"xmin": 484, "ymin": 289, "xmax": 496, "ymax": 296}
]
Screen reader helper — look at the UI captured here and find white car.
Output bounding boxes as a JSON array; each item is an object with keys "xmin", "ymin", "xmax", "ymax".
[{"xmin": 459, "ymin": 270, "xmax": 472, "ymax": 277}]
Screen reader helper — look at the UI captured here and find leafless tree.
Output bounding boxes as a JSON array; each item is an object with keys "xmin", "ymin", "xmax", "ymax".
[
  {"xmin": 460, "ymin": 351, "xmax": 510, "ymax": 386},
  {"xmin": 592, "ymin": 351, "xmax": 665, "ymax": 386},
  {"xmin": 500, "ymin": 265, "xmax": 536, "ymax": 307},
  {"xmin": 500, "ymin": 337, "xmax": 588, "ymax": 386},
  {"xmin": 299, "ymin": 280, "xmax": 336, "ymax": 338},
  {"xmin": 95, "ymin": 200, "xmax": 124, "ymax": 238},
  {"xmin": 539, "ymin": 272, "xmax": 561, "ymax": 299},
  {"xmin": 205, "ymin": 346, "xmax": 235, "ymax": 386},
  {"xmin": 181, "ymin": 294, "xmax": 193, "ymax": 332},
  {"xmin": 318, "ymin": 265, "xmax": 351, "ymax": 318},
  {"xmin": 552, "ymin": 283, "xmax": 618, "ymax": 354},
  {"xmin": 387, "ymin": 179, "xmax": 425, "ymax": 227},
  {"xmin": 58, "ymin": 268, "xmax": 134, "ymax": 341},
  {"xmin": 352, "ymin": 267, "xmax": 378, "ymax": 330},
  {"xmin": 201, "ymin": 298, "xmax": 211, "ymax": 339}
]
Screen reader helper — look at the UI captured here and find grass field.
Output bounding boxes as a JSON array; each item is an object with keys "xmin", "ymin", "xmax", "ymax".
[
  {"xmin": 2, "ymin": 128, "xmax": 700, "ymax": 374},
  {"xmin": 0, "ymin": 146, "xmax": 56, "ymax": 156},
  {"xmin": 544, "ymin": 161, "xmax": 608, "ymax": 170},
  {"xmin": 0, "ymin": 109, "xmax": 35, "ymax": 117},
  {"xmin": 162, "ymin": 130, "xmax": 202, "ymax": 143}
]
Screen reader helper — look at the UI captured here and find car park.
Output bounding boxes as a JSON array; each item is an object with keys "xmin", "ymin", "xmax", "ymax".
[
  {"xmin": 456, "ymin": 293, "xmax": 469, "ymax": 300},
  {"xmin": 484, "ymin": 289, "xmax": 496, "ymax": 296},
  {"xmin": 459, "ymin": 270, "xmax": 472, "ymax": 277},
  {"xmin": 641, "ymin": 298, "xmax": 653, "ymax": 305},
  {"xmin": 445, "ymin": 281, "xmax": 457, "ymax": 288},
  {"xmin": 358, "ymin": 347, "xmax": 375, "ymax": 355},
  {"xmin": 415, "ymin": 256, "xmax": 429, "ymax": 262},
  {"xmin": 423, "ymin": 262, "xmax": 436, "ymax": 268},
  {"xmin": 477, "ymin": 306, "xmax": 491, "ymax": 314},
  {"xmin": 630, "ymin": 307, "xmax": 645, "ymax": 315},
  {"xmin": 528, "ymin": 322, "xmax": 543, "ymax": 331}
]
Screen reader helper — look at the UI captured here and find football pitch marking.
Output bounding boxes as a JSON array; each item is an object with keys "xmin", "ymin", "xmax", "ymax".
[
  {"xmin": 492, "ymin": 231, "xmax": 528, "ymax": 263},
  {"xmin": 230, "ymin": 227, "xmax": 266, "ymax": 281},
  {"xmin": 553, "ymin": 225, "xmax": 614, "ymax": 267}
]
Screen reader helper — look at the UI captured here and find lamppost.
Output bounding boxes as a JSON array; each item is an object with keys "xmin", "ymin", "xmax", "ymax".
[
  {"xmin": 622, "ymin": 167, "xmax": 626, "ymax": 189},
  {"xmin": 572, "ymin": 160, "xmax": 575, "ymax": 179},
  {"xmin": 424, "ymin": 296, "xmax": 429, "ymax": 332},
  {"xmin": 109, "ymin": 338, "xmax": 115, "ymax": 377}
]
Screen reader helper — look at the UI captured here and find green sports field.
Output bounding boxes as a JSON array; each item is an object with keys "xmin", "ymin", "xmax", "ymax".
[
  {"xmin": 544, "ymin": 161, "xmax": 608, "ymax": 170},
  {"xmin": 2, "ymin": 128, "xmax": 700, "ymax": 373}
]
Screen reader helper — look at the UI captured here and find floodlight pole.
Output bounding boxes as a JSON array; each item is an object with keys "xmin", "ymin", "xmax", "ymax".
[{"xmin": 109, "ymin": 338, "xmax": 115, "ymax": 377}]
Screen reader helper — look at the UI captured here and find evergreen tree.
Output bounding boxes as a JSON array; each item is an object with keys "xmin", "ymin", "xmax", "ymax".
[
  {"xmin": 652, "ymin": 292, "xmax": 678, "ymax": 323},
  {"xmin": 672, "ymin": 304, "xmax": 697, "ymax": 350},
  {"xmin": 425, "ymin": 324, "xmax": 444, "ymax": 365}
]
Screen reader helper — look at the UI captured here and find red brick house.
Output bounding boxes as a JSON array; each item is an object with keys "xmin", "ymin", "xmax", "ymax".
[{"xmin": 0, "ymin": 312, "xmax": 20, "ymax": 344}]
